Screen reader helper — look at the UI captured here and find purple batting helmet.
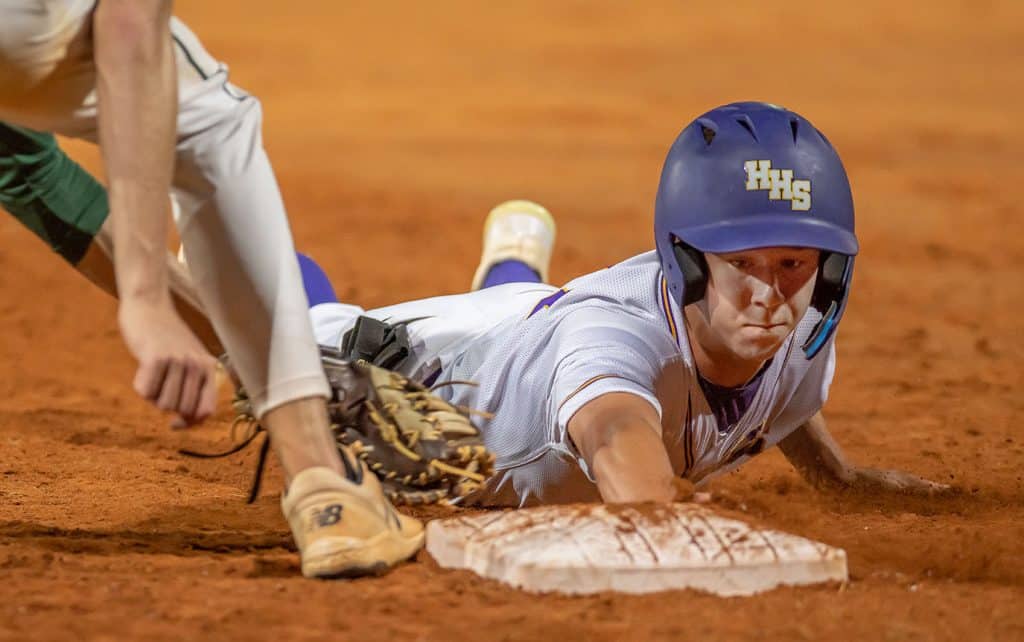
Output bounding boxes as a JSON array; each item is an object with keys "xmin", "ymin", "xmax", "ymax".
[{"xmin": 654, "ymin": 101, "xmax": 859, "ymax": 358}]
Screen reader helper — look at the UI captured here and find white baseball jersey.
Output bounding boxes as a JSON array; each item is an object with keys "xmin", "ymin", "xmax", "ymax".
[{"xmin": 312, "ymin": 251, "xmax": 837, "ymax": 507}]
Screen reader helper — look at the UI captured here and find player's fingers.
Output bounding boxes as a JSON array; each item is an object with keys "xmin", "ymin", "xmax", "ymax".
[
  {"xmin": 671, "ymin": 477, "xmax": 695, "ymax": 502},
  {"xmin": 184, "ymin": 357, "xmax": 219, "ymax": 426},
  {"xmin": 176, "ymin": 359, "xmax": 205, "ymax": 422},
  {"xmin": 156, "ymin": 360, "xmax": 185, "ymax": 412},
  {"xmin": 134, "ymin": 358, "xmax": 169, "ymax": 401},
  {"xmin": 194, "ymin": 365, "xmax": 220, "ymax": 423}
]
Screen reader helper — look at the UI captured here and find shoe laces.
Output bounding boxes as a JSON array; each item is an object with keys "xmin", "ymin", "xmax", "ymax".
[{"xmin": 178, "ymin": 404, "xmax": 271, "ymax": 504}]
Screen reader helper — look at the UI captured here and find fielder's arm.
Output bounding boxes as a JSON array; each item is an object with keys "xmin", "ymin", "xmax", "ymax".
[
  {"xmin": 567, "ymin": 392, "xmax": 676, "ymax": 503},
  {"xmin": 94, "ymin": 0, "xmax": 177, "ymax": 308},
  {"xmin": 778, "ymin": 411, "xmax": 951, "ymax": 496}
]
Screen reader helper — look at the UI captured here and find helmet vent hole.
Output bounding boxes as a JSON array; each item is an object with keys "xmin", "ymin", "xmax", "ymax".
[
  {"xmin": 696, "ymin": 118, "xmax": 718, "ymax": 146},
  {"xmin": 735, "ymin": 115, "xmax": 758, "ymax": 141},
  {"xmin": 789, "ymin": 118, "xmax": 800, "ymax": 142}
]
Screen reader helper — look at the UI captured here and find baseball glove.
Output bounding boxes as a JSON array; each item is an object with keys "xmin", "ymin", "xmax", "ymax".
[{"xmin": 182, "ymin": 347, "xmax": 495, "ymax": 506}]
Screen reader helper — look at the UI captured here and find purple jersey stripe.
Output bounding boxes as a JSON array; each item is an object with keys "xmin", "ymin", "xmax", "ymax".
[
  {"xmin": 659, "ymin": 277, "xmax": 680, "ymax": 346},
  {"xmin": 697, "ymin": 365, "xmax": 768, "ymax": 434},
  {"xmin": 528, "ymin": 288, "xmax": 568, "ymax": 318}
]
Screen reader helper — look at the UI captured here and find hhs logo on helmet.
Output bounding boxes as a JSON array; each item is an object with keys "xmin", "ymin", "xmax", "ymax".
[{"xmin": 744, "ymin": 160, "xmax": 812, "ymax": 211}]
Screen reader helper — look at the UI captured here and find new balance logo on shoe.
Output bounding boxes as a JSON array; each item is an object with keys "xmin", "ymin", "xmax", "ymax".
[{"xmin": 312, "ymin": 504, "xmax": 344, "ymax": 529}]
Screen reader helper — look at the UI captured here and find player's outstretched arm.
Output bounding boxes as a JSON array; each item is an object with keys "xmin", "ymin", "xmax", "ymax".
[
  {"xmin": 94, "ymin": 0, "xmax": 176, "ymax": 305},
  {"xmin": 779, "ymin": 412, "xmax": 952, "ymax": 496},
  {"xmin": 567, "ymin": 392, "xmax": 677, "ymax": 503},
  {"xmin": 93, "ymin": 0, "xmax": 218, "ymax": 426}
]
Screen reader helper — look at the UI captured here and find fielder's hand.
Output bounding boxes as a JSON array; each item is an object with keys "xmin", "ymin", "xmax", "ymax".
[{"xmin": 118, "ymin": 296, "xmax": 219, "ymax": 427}]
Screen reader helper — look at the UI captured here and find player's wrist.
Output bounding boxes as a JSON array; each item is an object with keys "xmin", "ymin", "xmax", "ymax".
[
  {"xmin": 115, "ymin": 267, "xmax": 172, "ymax": 304},
  {"xmin": 599, "ymin": 478, "xmax": 676, "ymax": 504},
  {"xmin": 594, "ymin": 458, "xmax": 676, "ymax": 503},
  {"xmin": 106, "ymin": 200, "xmax": 174, "ymax": 304},
  {"xmin": 117, "ymin": 287, "xmax": 176, "ymax": 315}
]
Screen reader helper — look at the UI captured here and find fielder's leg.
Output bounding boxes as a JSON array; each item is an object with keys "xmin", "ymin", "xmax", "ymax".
[
  {"xmin": 169, "ymin": 88, "xmax": 343, "ymax": 479},
  {"xmin": 0, "ymin": 7, "xmax": 422, "ymax": 577},
  {"xmin": 167, "ymin": 19, "xmax": 421, "ymax": 576},
  {"xmin": 296, "ymin": 253, "xmax": 339, "ymax": 306}
]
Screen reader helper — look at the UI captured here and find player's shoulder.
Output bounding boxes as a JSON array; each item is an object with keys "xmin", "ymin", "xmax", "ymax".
[
  {"xmin": 562, "ymin": 250, "xmax": 662, "ymax": 290},
  {"xmin": 545, "ymin": 305, "xmax": 681, "ymax": 367},
  {"xmin": 556, "ymin": 251, "xmax": 665, "ymax": 317},
  {"xmin": 535, "ymin": 250, "xmax": 683, "ymax": 359}
]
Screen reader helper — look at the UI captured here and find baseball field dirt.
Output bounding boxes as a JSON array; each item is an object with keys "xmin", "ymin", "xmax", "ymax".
[{"xmin": 1, "ymin": 1, "xmax": 1021, "ymax": 640}]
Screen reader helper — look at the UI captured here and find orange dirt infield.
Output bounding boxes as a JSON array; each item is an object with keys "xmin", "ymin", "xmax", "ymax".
[{"xmin": 1, "ymin": 1, "xmax": 1022, "ymax": 640}]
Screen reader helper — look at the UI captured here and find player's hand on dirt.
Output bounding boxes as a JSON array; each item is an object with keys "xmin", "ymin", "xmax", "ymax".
[
  {"xmin": 118, "ymin": 296, "xmax": 219, "ymax": 427},
  {"xmin": 671, "ymin": 477, "xmax": 696, "ymax": 502},
  {"xmin": 848, "ymin": 467, "xmax": 954, "ymax": 496},
  {"xmin": 669, "ymin": 478, "xmax": 714, "ymax": 504}
]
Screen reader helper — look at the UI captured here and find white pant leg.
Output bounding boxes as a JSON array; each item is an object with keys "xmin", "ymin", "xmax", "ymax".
[
  {"xmin": 0, "ymin": 7, "xmax": 330, "ymax": 416},
  {"xmin": 163, "ymin": 18, "xmax": 331, "ymax": 416}
]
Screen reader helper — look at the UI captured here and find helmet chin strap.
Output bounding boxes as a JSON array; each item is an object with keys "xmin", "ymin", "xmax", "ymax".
[{"xmin": 802, "ymin": 301, "xmax": 838, "ymax": 358}]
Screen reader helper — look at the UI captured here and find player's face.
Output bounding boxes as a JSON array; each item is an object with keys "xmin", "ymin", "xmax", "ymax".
[{"xmin": 696, "ymin": 247, "xmax": 820, "ymax": 362}]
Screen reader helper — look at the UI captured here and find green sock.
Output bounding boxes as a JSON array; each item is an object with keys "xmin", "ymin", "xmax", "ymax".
[{"xmin": 0, "ymin": 122, "xmax": 109, "ymax": 265}]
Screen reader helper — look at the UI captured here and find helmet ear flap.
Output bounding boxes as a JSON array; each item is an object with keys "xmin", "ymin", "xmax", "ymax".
[
  {"xmin": 671, "ymin": 237, "xmax": 708, "ymax": 306},
  {"xmin": 809, "ymin": 252, "xmax": 847, "ymax": 313}
]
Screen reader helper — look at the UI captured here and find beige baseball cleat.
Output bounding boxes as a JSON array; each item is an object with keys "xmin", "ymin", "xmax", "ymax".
[
  {"xmin": 470, "ymin": 200, "xmax": 557, "ymax": 291},
  {"xmin": 282, "ymin": 465, "xmax": 425, "ymax": 578}
]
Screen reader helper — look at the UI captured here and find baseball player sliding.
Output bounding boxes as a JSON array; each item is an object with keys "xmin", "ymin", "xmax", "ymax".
[
  {"xmin": 1, "ymin": 99, "xmax": 948, "ymax": 512},
  {"xmin": 0, "ymin": 0, "xmax": 456, "ymax": 578},
  {"xmin": 308, "ymin": 102, "xmax": 951, "ymax": 505}
]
